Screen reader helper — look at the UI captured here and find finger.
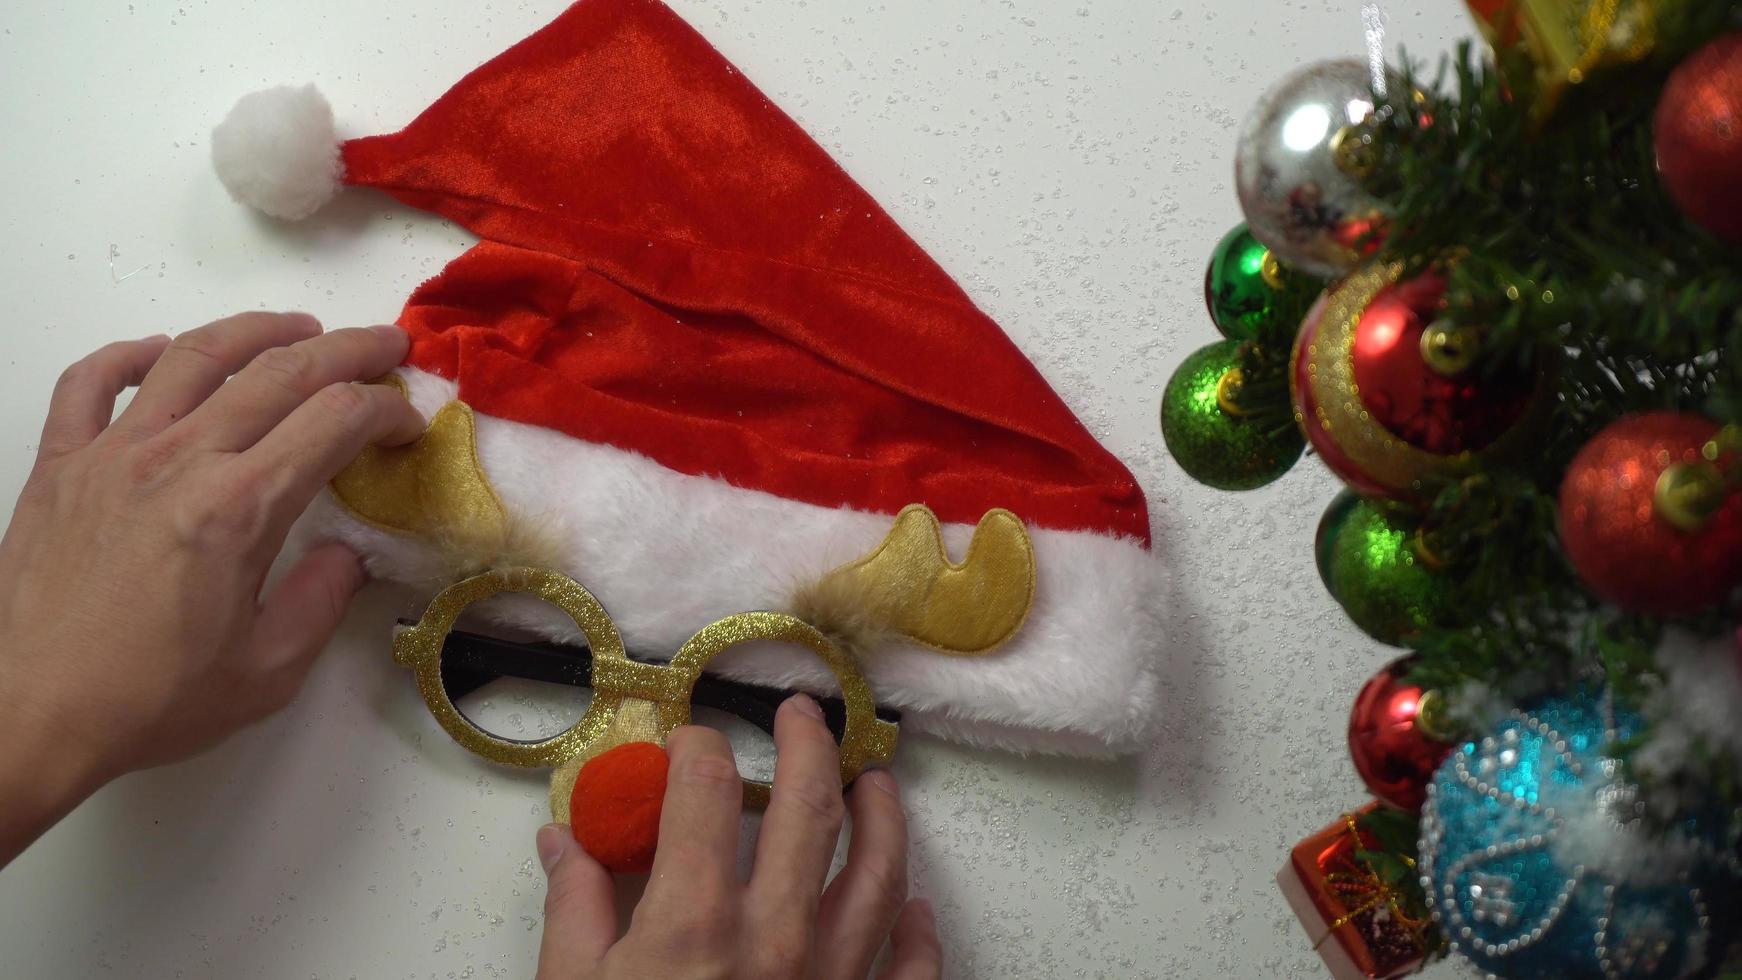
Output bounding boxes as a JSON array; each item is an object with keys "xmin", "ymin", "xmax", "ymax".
[
  {"xmin": 232, "ymin": 381, "xmax": 425, "ymax": 530},
  {"xmin": 877, "ymin": 899, "xmax": 942, "ymax": 980},
  {"xmin": 746, "ymin": 695, "xmax": 847, "ymax": 928},
  {"xmin": 248, "ymin": 541, "xmax": 368, "ymax": 683},
  {"xmin": 816, "ymin": 770, "xmax": 910, "ymax": 980},
  {"xmin": 642, "ymin": 726, "xmax": 741, "ymax": 908},
  {"xmin": 182, "ymin": 325, "xmax": 410, "ymax": 452},
  {"xmin": 536, "ymin": 823, "xmax": 617, "ymax": 975},
  {"xmin": 116, "ymin": 312, "xmax": 322, "ymax": 437},
  {"xmin": 38, "ymin": 335, "xmax": 171, "ymax": 459}
]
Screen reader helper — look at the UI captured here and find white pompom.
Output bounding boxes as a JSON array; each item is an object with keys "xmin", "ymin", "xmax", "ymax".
[{"xmin": 211, "ymin": 84, "xmax": 343, "ymax": 220}]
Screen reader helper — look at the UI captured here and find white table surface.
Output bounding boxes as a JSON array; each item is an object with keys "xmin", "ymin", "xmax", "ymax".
[{"xmin": 0, "ymin": 1, "xmax": 1474, "ymax": 976}]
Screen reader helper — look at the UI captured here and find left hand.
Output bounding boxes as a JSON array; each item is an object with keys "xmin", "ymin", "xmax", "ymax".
[{"xmin": 0, "ymin": 312, "xmax": 422, "ymax": 866}]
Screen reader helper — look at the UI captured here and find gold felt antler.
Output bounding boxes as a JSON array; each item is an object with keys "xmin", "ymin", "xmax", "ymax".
[
  {"xmin": 329, "ymin": 376, "xmax": 510, "ymax": 545},
  {"xmin": 798, "ymin": 505, "xmax": 1036, "ymax": 657}
]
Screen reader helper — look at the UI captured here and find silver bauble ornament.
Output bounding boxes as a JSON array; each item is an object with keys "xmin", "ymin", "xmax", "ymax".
[{"xmin": 1234, "ymin": 59, "xmax": 1386, "ymax": 278}]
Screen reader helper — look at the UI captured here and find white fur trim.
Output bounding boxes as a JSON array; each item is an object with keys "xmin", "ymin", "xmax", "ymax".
[
  {"xmin": 318, "ymin": 367, "xmax": 1165, "ymax": 756},
  {"xmin": 211, "ymin": 84, "xmax": 343, "ymax": 220}
]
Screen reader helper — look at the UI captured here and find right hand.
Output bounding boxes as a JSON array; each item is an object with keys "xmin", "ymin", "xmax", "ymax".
[{"xmin": 534, "ymin": 694, "xmax": 942, "ymax": 979}]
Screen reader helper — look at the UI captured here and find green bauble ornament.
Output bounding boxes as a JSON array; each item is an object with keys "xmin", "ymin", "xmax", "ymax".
[
  {"xmin": 1160, "ymin": 340, "xmax": 1304, "ymax": 491},
  {"xmin": 1314, "ymin": 489, "xmax": 1361, "ymax": 591},
  {"xmin": 1317, "ymin": 492, "xmax": 1464, "ymax": 645},
  {"xmin": 1203, "ymin": 223, "xmax": 1289, "ymax": 340}
]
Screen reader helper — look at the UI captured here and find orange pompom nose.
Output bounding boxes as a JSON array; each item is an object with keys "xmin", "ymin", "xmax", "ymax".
[{"xmin": 569, "ymin": 741, "xmax": 669, "ymax": 874}]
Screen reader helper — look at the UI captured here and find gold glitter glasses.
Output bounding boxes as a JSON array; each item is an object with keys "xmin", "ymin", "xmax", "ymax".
[{"xmin": 392, "ymin": 566, "xmax": 900, "ymax": 812}]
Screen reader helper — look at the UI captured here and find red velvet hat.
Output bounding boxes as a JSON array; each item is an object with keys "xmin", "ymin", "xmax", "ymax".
[{"xmin": 214, "ymin": 0, "xmax": 1162, "ymax": 756}]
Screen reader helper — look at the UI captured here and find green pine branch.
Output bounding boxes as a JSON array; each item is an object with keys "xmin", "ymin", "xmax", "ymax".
[{"xmin": 1306, "ymin": 12, "xmax": 1742, "ymax": 813}]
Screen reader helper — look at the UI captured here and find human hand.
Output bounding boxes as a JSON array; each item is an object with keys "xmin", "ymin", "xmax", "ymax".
[
  {"xmin": 0, "ymin": 313, "xmax": 422, "ymax": 865},
  {"xmin": 534, "ymin": 695, "xmax": 942, "ymax": 980}
]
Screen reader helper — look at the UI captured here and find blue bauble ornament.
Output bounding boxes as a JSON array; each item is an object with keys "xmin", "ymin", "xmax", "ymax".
[{"xmin": 1420, "ymin": 691, "xmax": 1740, "ymax": 979}]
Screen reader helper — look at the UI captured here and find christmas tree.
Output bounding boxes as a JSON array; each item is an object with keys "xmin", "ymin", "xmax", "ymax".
[{"xmin": 1162, "ymin": 2, "xmax": 1741, "ymax": 976}]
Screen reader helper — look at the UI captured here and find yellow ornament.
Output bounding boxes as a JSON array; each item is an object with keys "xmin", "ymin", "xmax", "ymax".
[{"xmin": 1466, "ymin": 0, "xmax": 1668, "ymax": 117}]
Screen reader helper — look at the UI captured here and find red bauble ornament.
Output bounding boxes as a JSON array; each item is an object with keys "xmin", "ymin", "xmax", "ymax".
[
  {"xmin": 1347, "ymin": 658, "xmax": 1454, "ymax": 812},
  {"xmin": 570, "ymin": 741, "xmax": 669, "ymax": 874},
  {"xmin": 1558, "ymin": 413, "xmax": 1742, "ymax": 615},
  {"xmin": 1655, "ymin": 33, "xmax": 1742, "ymax": 243},
  {"xmin": 1292, "ymin": 264, "xmax": 1537, "ymax": 499},
  {"xmin": 1350, "ymin": 273, "xmax": 1530, "ymax": 454}
]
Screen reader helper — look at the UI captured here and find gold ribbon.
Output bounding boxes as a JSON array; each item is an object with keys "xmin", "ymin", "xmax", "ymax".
[
  {"xmin": 1566, "ymin": 0, "xmax": 1657, "ymax": 84},
  {"xmin": 1312, "ymin": 814, "xmax": 1434, "ymax": 956},
  {"xmin": 1470, "ymin": 0, "xmax": 1665, "ymax": 117}
]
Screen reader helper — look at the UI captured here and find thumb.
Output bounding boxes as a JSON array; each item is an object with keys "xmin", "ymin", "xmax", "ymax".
[
  {"xmin": 536, "ymin": 823, "xmax": 618, "ymax": 978},
  {"xmin": 250, "ymin": 540, "xmax": 368, "ymax": 676}
]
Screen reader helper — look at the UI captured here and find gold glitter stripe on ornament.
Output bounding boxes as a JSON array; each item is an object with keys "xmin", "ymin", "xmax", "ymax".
[
  {"xmin": 329, "ymin": 375, "xmax": 509, "ymax": 544},
  {"xmin": 393, "ymin": 568, "xmax": 900, "ymax": 817},
  {"xmin": 800, "ymin": 505, "xmax": 1035, "ymax": 656},
  {"xmin": 1297, "ymin": 263, "xmax": 1469, "ymax": 494}
]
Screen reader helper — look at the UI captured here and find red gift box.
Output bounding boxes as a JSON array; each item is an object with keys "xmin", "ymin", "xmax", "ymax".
[{"xmin": 1276, "ymin": 806, "xmax": 1432, "ymax": 980}]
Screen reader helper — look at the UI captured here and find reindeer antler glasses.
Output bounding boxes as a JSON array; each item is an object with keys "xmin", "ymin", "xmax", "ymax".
[{"xmin": 392, "ymin": 566, "xmax": 900, "ymax": 812}]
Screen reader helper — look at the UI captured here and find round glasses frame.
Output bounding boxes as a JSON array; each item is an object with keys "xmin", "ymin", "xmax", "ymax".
[{"xmin": 392, "ymin": 567, "xmax": 899, "ymax": 805}]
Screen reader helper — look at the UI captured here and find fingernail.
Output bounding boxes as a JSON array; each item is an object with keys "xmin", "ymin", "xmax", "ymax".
[
  {"xmin": 861, "ymin": 767, "xmax": 900, "ymax": 800},
  {"xmin": 143, "ymin": 333, "xmax": 171, "ymax": 343},
  {"xmin": 370, "ymin": 324, "xmax": 407, "ymax": 341},
  {"xmin": 786, "ymin": 693, "xmax": 825, "ymax": 720},
  {"xmin": 536, "ymin": 823, "xmax": 568, "ymax": 874}
]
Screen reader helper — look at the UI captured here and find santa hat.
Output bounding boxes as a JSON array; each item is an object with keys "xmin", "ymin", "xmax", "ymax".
[{"xmin": 214, "ymin": 0, "xmax": 1162, "ymax": 756}]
